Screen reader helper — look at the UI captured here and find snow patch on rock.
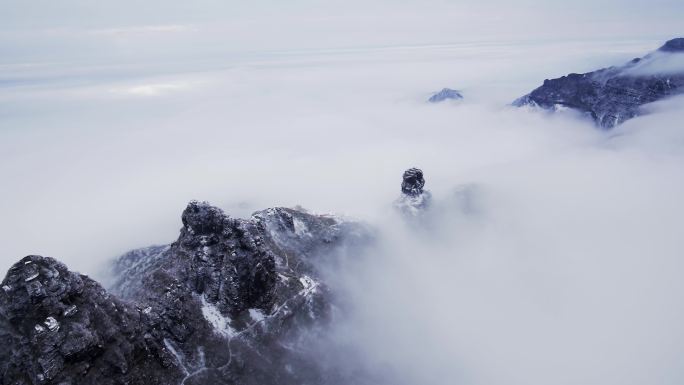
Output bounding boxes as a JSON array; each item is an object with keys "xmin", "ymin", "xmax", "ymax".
[
  {"xmin": 293, "ymin": 217, "xmax": 311, "ymax": 237},
  {"xmin": 44, "ymin": 316, "xmax": 59, "ymax": 332},
  {"xmin": 200, "ymin": 296, "xmax": 236, "ymax": 338},
  {"xmin": 248, "ymin": 308, "xmax": 266, "ymax": 323},
  {"xmin": 298, "ymin": 275, "xmax": 318, "ymax": 295}
]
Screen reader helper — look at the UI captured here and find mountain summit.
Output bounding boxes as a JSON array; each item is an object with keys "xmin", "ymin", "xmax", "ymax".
[
  {"xmin": 514, "ymin": 38, "xmax": 684, "ymax": 128},
  {"xmin": 0, "ymin": 202, "xmax": 373, "ymax": 385}
]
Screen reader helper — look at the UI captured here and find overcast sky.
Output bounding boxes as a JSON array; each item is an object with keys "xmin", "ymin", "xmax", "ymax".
[
  {"xmin": 2, "ymin": 2, "xmax": 684, "ymax": 384},
  {"xmin": 1, "ymin": 0, "xmax": 682, "ymax": 67}
]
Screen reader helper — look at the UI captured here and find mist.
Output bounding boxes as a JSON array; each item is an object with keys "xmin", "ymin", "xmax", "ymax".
[
  {"xmin": 2, "ymin": 1, "xmax": 684, "ymax": 384},
  {"xmin": 623, "ymin": 51, "xmax": 684, "ymax": 75},
  {"xmin": 327, "ymin": 98, "xmax": 684, "ymax": 384}
]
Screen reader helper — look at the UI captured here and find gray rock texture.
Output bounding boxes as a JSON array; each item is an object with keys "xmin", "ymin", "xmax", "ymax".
[
  {"xmin": 0, "ymin": 255, "xmax": 181, "ymax": 385},
  {"xmin": 514, "ymin": 38, "xmax": 684, "ymax": 128},
  {"xmin": 1, "ymin": 201, "xmax": 373, "ymax": 385}
]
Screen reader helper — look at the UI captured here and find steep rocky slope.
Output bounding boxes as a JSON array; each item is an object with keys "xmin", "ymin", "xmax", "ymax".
[
  {"xmin": 0, "ymin": 202, "xmax": 372, "ymax": 385},
  {"xmin": 514, "ymin": 38, "xmax": 684, "ymax": 128}
]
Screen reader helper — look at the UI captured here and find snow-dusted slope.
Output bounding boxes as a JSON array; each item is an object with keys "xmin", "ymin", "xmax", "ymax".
[
  {"xmin": 514, "ymin": 38, "xmax": 684, "ymax": 128},
  {"xmin": 0, "ymin": 201, "xmax": 373, "ymax": 385}
]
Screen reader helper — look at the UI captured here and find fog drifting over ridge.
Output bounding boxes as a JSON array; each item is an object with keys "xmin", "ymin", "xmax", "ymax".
[
  {"xmin": 2, "ymin": 1, "xmax": 684, "ymax": 383},
  {"xmin": 2, "ymin": 38, "xmax": 681, "ymax": 274}
]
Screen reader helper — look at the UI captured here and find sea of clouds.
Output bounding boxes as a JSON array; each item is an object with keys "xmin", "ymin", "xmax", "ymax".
[{"xmin": 1, "ymin": 1, "xmax": 684, "ymax": 383}]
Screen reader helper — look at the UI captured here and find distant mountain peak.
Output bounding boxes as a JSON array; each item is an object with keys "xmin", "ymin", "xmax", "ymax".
[
  {"xmin": 658, "ymin": 37, "xmax": 684, "ymax": 53},
  {"xmin": 428, "ymin": 88, "xmax": 463, "ymax": 103}
]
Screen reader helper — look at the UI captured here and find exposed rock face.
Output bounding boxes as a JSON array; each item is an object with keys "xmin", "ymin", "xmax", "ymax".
[
  {"xmin": 1, "ymin": 201, "xmax": 373, "ymax": 385},
  {"xmin": 428, "ymin": 88, "xmax": 463, "ymax": 103},
  {"xmin": 0, "ymin": 255, "xmax": 181, "ymax": 385},
  {"xmin": 514, "ymin": 38, "xmax": 684, "ymax": 129},
  {"xmin": 395, "ymin": 168, "xmax": 432, "ymax": 217},
  {"xmin": 659, "ymin": 37, "xmax": 684, "ymax": 53}
]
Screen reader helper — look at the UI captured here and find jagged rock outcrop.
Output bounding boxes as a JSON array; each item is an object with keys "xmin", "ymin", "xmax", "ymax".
[
  {"xmin": 394, "ymin": 168, "xmax": 432, "ymax": 218},
  {"xmin": 514, "ymin": 37, "xmax": 684, "ymax": 128},
  {"xmin": 401, "ymin": 168, "xmax": 426, "ymax": 196},
  {"xmin": 0, "ymin": 255, "xmax": 181, "ymax": 385},
  {"xmin": 1, "ymin": 202, "xmax": 373, "ymax": 385},
  {"xmin": 428, "ymin": 88, "xmax": 463, "ymax": 103}
]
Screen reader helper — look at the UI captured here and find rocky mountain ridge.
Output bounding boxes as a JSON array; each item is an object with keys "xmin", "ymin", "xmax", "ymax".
[
  {"xmin": 0, "ymin": 201, "xmax": 373, "ymax": 385},
  {"xmin": 513, "ymin": 37, "xmax": 684, "ymax": 128}
]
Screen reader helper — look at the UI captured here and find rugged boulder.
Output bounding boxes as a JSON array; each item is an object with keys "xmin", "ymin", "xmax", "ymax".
[
  {"xmin": 514, "ymin": 38, "xmax": 684, "ymax": 128},
  {"xmin": 395, "ymin": 168, "xmax": 432, "ymax": 218}
]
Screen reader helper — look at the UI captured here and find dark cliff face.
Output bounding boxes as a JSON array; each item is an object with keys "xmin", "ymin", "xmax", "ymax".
[
  {"xmin": 514, "ymin": 38, "xmax": 684, "ymax": 129},
  {"xmin": 659, "ymin": 38, "xmax": 684, "ymax": 53},
  {"xmin": 0, "ymin": 256, "xmax": 181, "ymax": 385},
  {"xmin": 1, "ymin": 201, "xmax": 373, "ymax": 385}
]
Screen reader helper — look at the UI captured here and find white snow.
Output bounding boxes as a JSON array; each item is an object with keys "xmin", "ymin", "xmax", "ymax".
[
  {"xmin": 292, "ymin": 217, "xmax": 311, "ymax": 237},
  {"xmin": 298, "ymin": 275, "xmax": 317, "ymax": 294},
  {"xmin": 24, "ymin": 272, "xmax": 39, "ymax": 281},
  {"xmin": 63, "ymin": 305, "xmax": 78, "ymax": 316},
  {"xmin": 163, "ymin": 338, "xmax": 190, "ymax": 376},
  {"xmin": 44, "ymin": 316, "xmax": 59, "ymax": 332},
  {"xmin": 393, "ymin": 193, "xmax": 430, "ymax": 217},
  {"xmin": 2, "ymin": 285, "xmax": 10, "ymax": 292},
  {"xmin": 278, "ymin": 273, "xmax": 290, "ymax": 283},
  {"xmin": 200, "ymin": 296, "xmax": 236, "ymax": 338},
  {"xmin": 553, "ymin": 103, "xmax": 570, "ymax": 112},
  {"xmin": 142, "ymin": 306, "xmax": 152, "ymax": 314},
  {"xmin": 248, "ymin": 308, "xmax": 265, "ymax": 322},
  {"xmin": 34, "ymin": 324, "xmax": 45, "ymax": 333}
]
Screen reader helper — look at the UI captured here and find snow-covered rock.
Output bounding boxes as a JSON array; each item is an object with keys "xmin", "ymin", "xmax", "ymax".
[
  {"xmin": 513, "ymin": 37, "xmax": 684, "ymax": 129},
  {"xmin": 1, "ymin": 200, "xmax": 374, "ymax": 385},
  {"xmin": 394, "ymin": 168, "xmax": 432, "ymax": 218},
  {"xmin": 428, "ymin": 88, "xmax": 463, "ymax": 103}
]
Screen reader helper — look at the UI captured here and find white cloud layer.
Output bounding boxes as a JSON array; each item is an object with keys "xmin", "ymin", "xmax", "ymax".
[
  {"xmin": 622, "ymin": 51, "xmax": 684, "ymax": 76},
  {"xmin": 1, "ymin": 2, "xmax": 683, "ymax": 384}
]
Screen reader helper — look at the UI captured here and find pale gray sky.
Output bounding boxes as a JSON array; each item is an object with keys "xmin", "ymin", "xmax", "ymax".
[
  {"xmin": 1, "ymin": 3, "xmax": 684, "ymax": 384},
  {"xmin": 1, "ymin": 0, "xmax": 682, "ymax": 66}
]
